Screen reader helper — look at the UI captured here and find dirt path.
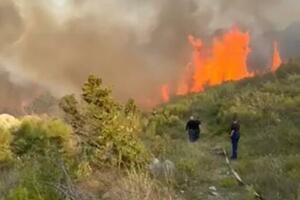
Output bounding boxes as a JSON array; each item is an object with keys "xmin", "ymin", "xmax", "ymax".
[{"xmin": 176, "ymin": 138, "xmax": 253, "ymax": 200}]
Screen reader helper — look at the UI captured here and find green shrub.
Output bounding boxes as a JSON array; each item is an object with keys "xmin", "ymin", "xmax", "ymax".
[
  {"xmin": 0, "ymin": 127, "xmax": 13, "ymax": 162},
  {"xmin": 5, "ymin": 149, "xmax": 71, "ymax": 200},
  {"xmin": 11, "ymin": 117, "xmax": 74, "ymax": 156}
]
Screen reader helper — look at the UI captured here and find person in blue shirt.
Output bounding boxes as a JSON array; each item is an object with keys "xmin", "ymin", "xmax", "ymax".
[{"xmin": 230, "ymin": 115, "xmax": 240, "ymax": 160}]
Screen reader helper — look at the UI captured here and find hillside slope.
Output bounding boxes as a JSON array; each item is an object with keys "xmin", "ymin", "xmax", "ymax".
[
  {"xmin": 148, "ymin": 59, "xmax": 300, "ymax": 200},
  {"xmin": 1, "ymin": 60, "xmax": 299, "ymax": 200}
]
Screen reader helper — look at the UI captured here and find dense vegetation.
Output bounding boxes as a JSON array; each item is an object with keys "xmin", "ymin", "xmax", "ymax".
[
  {"xmin": 0, "ymin": 59, "xmax": 300, "ymax": 199},
  {"xmin": 0, "ymin": 75, "xmax": 160, "ymax": 200}
]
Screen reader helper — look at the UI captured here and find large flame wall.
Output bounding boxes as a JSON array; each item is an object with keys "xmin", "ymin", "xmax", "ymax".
[{"xmin": 161, "ymin": 27, "xmax": 282, "ymax": 103}]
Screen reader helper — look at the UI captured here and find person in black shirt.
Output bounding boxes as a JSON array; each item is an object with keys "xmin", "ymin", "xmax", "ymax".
[
  {"xmin": 230, "ymin": 115, "xmax": 240, "ymax": 160},
  {"xmin": 186, "ymin": 116, "xmax": 201, "ymax": 142}
]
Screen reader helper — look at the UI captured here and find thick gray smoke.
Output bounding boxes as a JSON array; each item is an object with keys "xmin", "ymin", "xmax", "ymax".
[{"xmin": 0, "ymin": 0, "xmax": 299, "ymax": 109}]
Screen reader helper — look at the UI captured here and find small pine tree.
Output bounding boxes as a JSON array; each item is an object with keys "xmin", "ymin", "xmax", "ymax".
[{"xmin": 59, "ymin": 75, "xmax": 148, "ymax": 167}]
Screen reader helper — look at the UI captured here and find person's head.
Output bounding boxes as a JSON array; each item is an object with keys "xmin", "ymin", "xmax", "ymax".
[{"xmin": 190, "ymin": 115, "xmax": 194, "ymax": 120}]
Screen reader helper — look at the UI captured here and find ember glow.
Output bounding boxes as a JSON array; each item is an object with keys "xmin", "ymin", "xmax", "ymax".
[{"xmin": 161, "ymin": 27, "xmax": 282, "ymax": 102}]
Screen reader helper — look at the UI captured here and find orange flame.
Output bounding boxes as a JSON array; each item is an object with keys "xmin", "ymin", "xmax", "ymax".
[
  {"xmin": 187, "ymin": 27, "xmax": 252, "ymax": 92},
  {"xmin": 271, "ymin": 41, "xmax": 282, "ymax": 72},
  {"xmin": 176, "ymin": 62, "xmax": 193, "ymax": 95},
  {"xmin": 159, "ymin": 26, "xmax": 283, "ymax": 104},
  {"xmin": 160, "ymin": 84, "xmax": 170, "ymax": 103}
]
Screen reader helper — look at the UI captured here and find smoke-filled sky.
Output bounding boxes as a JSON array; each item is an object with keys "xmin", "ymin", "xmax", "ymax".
[{"xmin": 0, "ymin": 0, "xmax": 300, "ymax": 110}]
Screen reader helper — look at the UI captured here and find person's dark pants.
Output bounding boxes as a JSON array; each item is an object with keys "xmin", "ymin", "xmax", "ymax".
[
  {"xmin": 231, "ymin": 132, "xmax": 240, "ymax": 159},
  {"xmin": 188, "ymin": 129, "xmax": 200, "ymax": 142}
]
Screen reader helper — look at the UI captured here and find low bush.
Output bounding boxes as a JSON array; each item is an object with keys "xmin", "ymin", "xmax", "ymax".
[{"xmin": 11, "ymin": 117, "xmax": 74, "ymax": 156}]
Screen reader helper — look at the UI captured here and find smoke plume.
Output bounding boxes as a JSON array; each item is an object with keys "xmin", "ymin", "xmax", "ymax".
[{"xmin": 0, "ymin": 0, "xmax": 299, "ymax": 109}]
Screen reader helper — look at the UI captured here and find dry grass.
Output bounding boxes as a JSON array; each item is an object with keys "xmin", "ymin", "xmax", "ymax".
[
  {"xmin": 108, "ymin": 169, "xmax": 175, "ymax": 200},
  {"xmin": 76, "ymin": 167, "xmax": 176, "ymax": 200}
]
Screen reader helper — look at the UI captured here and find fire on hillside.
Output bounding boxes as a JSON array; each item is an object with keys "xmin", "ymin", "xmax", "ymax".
[{"xmin": 161, "ymin": 27, "xmax": 282, "ymax": 103}]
